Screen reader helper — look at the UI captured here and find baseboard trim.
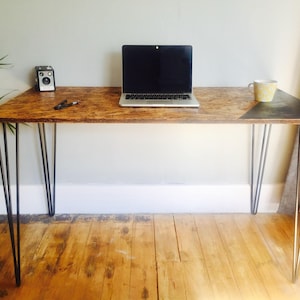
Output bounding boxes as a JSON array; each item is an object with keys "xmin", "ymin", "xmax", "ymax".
[{"xmin": 0, "ymin": 184, "xmax": 283, "ymax": 214}]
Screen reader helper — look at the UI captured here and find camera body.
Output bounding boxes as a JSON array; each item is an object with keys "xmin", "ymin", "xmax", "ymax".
[{"xmin": 35, "ymin": 66, "xmax": 56, "ymax": 91}]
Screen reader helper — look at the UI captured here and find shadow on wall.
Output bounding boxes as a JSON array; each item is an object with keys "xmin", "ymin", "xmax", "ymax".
[
  {"xmin": 292, "ymin": 45, "xmax": 300, "ymax": 97},
  {"xmin": 106, "ymin": 51, "xmax": 122, "ymax": 87}
]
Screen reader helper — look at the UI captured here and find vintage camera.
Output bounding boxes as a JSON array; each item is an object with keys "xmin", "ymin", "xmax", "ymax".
[{"xmin": 35, "ymin": 66, "xmax": 56, "ymax": 91}]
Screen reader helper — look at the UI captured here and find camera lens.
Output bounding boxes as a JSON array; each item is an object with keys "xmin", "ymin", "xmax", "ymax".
[{"xmin": 42, "ymin": 77, "xmax": 51, "ymax": 85}]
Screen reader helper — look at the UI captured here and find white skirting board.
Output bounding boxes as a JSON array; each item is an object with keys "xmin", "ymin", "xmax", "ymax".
[{"xmin": 0, "ymin": 184, "xmax": 283, "ymax": 214}]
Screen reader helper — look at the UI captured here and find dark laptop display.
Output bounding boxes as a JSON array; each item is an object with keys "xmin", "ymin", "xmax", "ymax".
[{"xmin": 119, "ymin": 45, "xmax": 199, "ymax": 107}]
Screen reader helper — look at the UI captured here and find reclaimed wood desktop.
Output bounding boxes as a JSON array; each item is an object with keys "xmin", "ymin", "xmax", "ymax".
[
  {"xmin": 2, "ymin": 86, "xmax": 300, "ymax": 123},
  {"xmin": 1, "ymin": 86, "xmax": 300, "ymax": 285}
]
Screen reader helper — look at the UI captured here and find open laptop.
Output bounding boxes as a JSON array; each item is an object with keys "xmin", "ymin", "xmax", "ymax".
[{"xmin": 119, "ymin": 45, "xmax": 199, "ymax": 107}]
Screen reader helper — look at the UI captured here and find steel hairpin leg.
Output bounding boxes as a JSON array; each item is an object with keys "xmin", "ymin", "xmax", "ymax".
[
  {"xmin": 292, "ymin": 125, "xmax": 300, "ymax": 282},
  {"xmin": 37, "ymin": 123, "xmax": 56, "ymax": 217},
  {"xmin": 250, "ymin": 124, "xmax": 272, "ymax": 214},
  {"xmin": 0, "ymin": 123, "xmax": 21, "ymax": 286}
]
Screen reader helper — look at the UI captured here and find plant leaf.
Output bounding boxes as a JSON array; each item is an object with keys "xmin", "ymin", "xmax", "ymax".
[
  {"xmin": 0, "ymin": 90, "xmax": 17, "ymax": 102},
  {"xmin": 0, "ymin": 54, "xmax": 8, "ymax": 60},
  {"xmin": 0, "ymin": 55, "xmax": 12, "ymax": 68},
  {"xmin": 6, "ymin": 123, "xmax": 16, "ymax": 134}
]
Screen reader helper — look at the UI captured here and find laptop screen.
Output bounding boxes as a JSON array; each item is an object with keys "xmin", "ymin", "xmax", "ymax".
[{"xmin": 122, "ymin": 45, "xmax": 193, "ymax": 94}]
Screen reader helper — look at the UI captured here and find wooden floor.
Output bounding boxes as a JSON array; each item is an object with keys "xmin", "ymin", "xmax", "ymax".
[{"xmin": 0, "ymin": 213, "xmax": 299, "ymax": 299}]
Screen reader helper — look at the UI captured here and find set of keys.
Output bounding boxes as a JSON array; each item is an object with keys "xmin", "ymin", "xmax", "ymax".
[{"xmin": 54, "ymin": 99, "xmax": 79, "ymax": 110}]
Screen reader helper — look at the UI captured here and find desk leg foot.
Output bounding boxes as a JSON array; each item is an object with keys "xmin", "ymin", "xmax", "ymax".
[
  {"xmin": 250, "ymin": 124, "xmax": 272, "ymax": 214},
  {"xmin": 0, "ymin": 123, "xmax": 21, "ymax": 286},
  {"xmin": 38, "ymin": 123, "xmax": 56, "ymax": 217},
  {"xmin": 293, "ymin": 126, "xmax": 300, "ymax": 282}
]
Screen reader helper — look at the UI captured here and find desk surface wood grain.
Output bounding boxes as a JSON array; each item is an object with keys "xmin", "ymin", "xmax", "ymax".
[{"xmin": 0, "ymin": 87, "xmax": 299, "ymax": 124}]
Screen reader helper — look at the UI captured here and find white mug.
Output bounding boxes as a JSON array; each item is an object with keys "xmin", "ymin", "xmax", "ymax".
[{"xmin": 248, "ymin": 80, "xmax": 277, "ymax": 102}]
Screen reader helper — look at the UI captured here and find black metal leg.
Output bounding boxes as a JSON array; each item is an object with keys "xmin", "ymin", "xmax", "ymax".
[
  {"xmin": 37, "ymin": 123, "xmax": 56, "ymax": 217},
  {"xmin": 293, "ymin": 125, "xmax": 300, "ymax": 282},
  {"xmin": 0, "ymin": 123, "xmax": 21, "ymax": 286},
  {"xmin": 250, "ymin": 124, "xmax": 272, "ymax": 214}
]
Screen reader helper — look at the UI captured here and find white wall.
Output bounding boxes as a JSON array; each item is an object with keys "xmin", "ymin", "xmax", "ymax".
[{"xmin": 1, "ymin": 0, "xmax": 300, "ymax": 214}]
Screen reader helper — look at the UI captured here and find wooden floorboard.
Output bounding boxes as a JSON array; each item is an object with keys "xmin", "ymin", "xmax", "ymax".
[{"xmin": 0, "ymin": 213, "xmax": 300, "ymax": 300}]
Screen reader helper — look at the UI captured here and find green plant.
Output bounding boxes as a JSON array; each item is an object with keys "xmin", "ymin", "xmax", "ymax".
[
  {"xmin": 0, "ymin": 54, "xmax": 13, "ymax": 101},
  {"xmin": 0, "ymin": 55, "xmax": 11, "ymax": 68},
  {"xmin": 0, "ymin": 54, "xmax": 16, "ymax": 132}
]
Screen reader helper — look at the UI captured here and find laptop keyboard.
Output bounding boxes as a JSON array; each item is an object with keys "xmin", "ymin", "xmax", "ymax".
[{"xmin": 125, "ymin": 94, "xmax": 191, "ymax": 100}]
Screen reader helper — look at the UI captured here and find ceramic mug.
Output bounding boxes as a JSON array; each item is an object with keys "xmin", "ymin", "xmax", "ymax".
[{"xmin": 248, "ymin": 80, "xmax": 277, "ymax": 102}]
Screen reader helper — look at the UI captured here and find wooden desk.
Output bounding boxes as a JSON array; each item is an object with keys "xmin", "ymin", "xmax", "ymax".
[
  {"xmin": 1, "ymin": 86, "xmax": 300, "ymax": 123},
  {"xmin": 1, "ymin": 86, "xmax": 299, "ymax": 285}
]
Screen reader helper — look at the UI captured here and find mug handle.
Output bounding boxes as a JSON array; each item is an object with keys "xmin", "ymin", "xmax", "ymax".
[{"xmin": 248, "ymin": 82, "xmax": 254, "ymax": 93}]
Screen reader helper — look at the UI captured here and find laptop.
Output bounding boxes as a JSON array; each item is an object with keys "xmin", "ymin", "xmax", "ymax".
[{"xmin": 119, "ymin": 45, "xmax": 199, "ymax": 107}]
